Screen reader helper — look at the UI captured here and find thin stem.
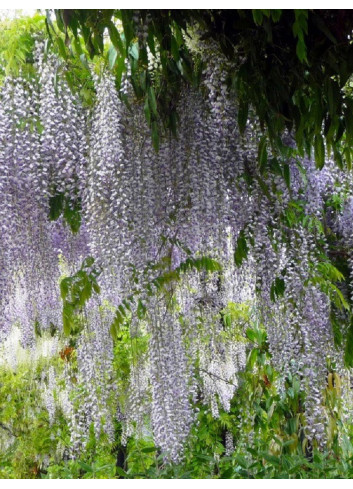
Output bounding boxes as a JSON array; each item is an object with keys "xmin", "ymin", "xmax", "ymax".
[{"xmin": 199, "ymin": 367, "xmax": 237, "ymax": 387}]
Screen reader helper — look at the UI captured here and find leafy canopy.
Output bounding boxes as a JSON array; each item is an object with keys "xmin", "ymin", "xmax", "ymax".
[{"xmin": 49, "ymin": 9, "xmax": 353, "ymax": 168}]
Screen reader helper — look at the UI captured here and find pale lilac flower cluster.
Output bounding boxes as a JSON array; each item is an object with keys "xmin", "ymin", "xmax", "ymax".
[{"xmin": 2, "ymin": 38, "xmax": 353, "ymax": 460}]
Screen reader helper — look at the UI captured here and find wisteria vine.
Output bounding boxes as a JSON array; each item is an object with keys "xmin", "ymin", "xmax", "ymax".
[{"xmin": 1, "ymin": 37, "xmax": 353, "ymax": 463}]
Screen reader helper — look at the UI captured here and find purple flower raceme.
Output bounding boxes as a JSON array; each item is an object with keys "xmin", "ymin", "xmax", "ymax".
[{"xmin": 1, "ymin": 39, "xmax": 352, "ymax": 459}]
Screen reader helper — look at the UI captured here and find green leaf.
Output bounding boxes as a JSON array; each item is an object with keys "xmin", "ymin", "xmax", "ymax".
[
  {"xmin": 116, "ymin": 467, "xmax": 129, "ymax": 478},
  {"xmin": 120, "ymin": 10, "xmax": 134, "ymax": 52},
  {"xmin": 327, "ymin": 79, "xmax": 340, "ymax": 117},
  {"xmin": 110, "ymin": 321, "xmax": 119, "ymax": 340},
  {"xmin": 252, "ymin": 10, "xmax": 263, "ymax": 25},
  {"xmin": 270, "ymin": 277, "xmax": 285, "ymax": 302},
  {"xmin": 60, "ymin": 277, "xmax": 71, "ymax": 300},
  {"xmin": 137, "ymin": 299, "xmax": 146, "ymax": 320},
  {"xmin": 316, "ymin": 261, "xmax": 344, "ymax": 282},
  {"xmin": 246, "ymin": 328, "xmax": 257, "ymax": 342},
  {"xmin": 73, "ymin": 37, "xmax": 82, "ymax": 56},
  {"xmin": 223, "ymin": 313, "xmax": 231, "ymax": 327},
  {"xmin": 314, "ymin": 134, "xmax": 325, "ymax": 169},
  {"xmin": 330, "ymin": 310, "xmax": 343, "ymax": 347},
  {"xmin": 78, "ymin": 462, "xmax": 93, "ymax": 472},
  {"xmin": 92, "ymin": 282, "xmax": 100, "ymax": 294},
  {"xmin": 79, "ymin": 53, "xmax": 89, "ymax": 70},
  {"xmin": 293, "ymin": 10, "xmax": 308, "ymax": 63},
  {"xmin": 248, "ymin": 348, "xmax": 258, "ymax": 368},
  {"xmin": 129, "ymin": 42, "xmax": 139, "ymax": 60},
  {"xmin": 92, "ymin": 32, "xmax": 104, "ymax": 54},
  {"xmin": 194, "ymin": 453, "xmax": 215, "ymax": 462},
  {"xmin": 63, "ymin": 302, "xmax": 74, "ymax": 336},
  {"xmin": 220, "ymin": 467, "xmax": 234, "ymax": 479},
  {"xmin": 141, "ymin": 446, "xmax": 157, "ymax": 453},
  {"xmin": 344, "ymin": 318, "xmax": 353, "ymax": 367},
  {"xmin": 108, "ymin": 45, "xmax": 118, "ymax": 69},
  {"xmin": 329, "ymin": 284, "xmax": 349, "ymax": 311},
  {"xmin": 283, "ymin": 163, "xmax": 290, "ymax": 188},
  {"xmin": 108, "ymin": 21, "xmax": 124, "ymax": 54},
  {"xmin": 261, "ymin": 452, "xmax": 280, "ymax": 465},
  {"xmin": 270, "ymin": 10, "xmax": 282, "ymax": 22},
  {"xmin": 34, "ymin": 320, "xmax": 42, "ymax": 338},
  {"xmin": 147, "ymin": 28, "xmax": 156, "ymax": 56},
  {"xmin": 168, "ymin": 110, "xmax": 178, "ymax": 137},
  {"xmin": 63, "ymin": 200, "xmax": 82, "ymax": 233},
  {"xmin": 258, "ymin": 136, "xmax": 268, "ymax": 172},
  {"xmin": 151, "ymin": 121, "xmax": 160, "ymax": 152},
  {"xmin": 171, "ymin": 35, "xmax": 180, "ymax": 61},
  {"xmin": 345, "ymin": 98, "xmax": 353, "ymax": 146},
  {"xmin": 238, "ymin": 100, "xmax": 249, "ymax": 134},
  {"xmin": 234, "ymin": 230, "xmax": 249, "ymax": 267},
  {"xmin": 79, "ymin": 281, "xmax": 92, "ymax": 305},
  {"xmin": 49, "ymin": 193, "xmax": 64, "ymax": 221},
  {"xmin": 82, "ymin": 256, "xmax": 94, "ymax": 268},
  {"xmin": 333, "ymin": 144, "xmax": 343, "ymax": 169},
  {"xmin": 296, "ymin": 38, "xmax": 307, "ymax": 63},
  {"xmin": 56, "ymin": 36, "xmax": 68, "ymax": 60},
  {"xmin": 345, "ymin": 146, "xmax": 352, "ymax": 171},
  {"xmin": 148, "ymin": 85, "xmax": 158, "ymax": 117},
  {"xmin": 143, "ymin": 97, "xmax": 151, "ymax": 127}
]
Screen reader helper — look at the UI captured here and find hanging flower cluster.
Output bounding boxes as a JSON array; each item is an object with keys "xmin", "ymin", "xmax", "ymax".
[{"xmin": 2, "ymin": 37, "xmax": 353, "ymax": 462}]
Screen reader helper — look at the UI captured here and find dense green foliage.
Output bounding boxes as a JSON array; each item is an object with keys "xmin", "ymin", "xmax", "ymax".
[
  {"xmin": 51, "ymin": 9, "xmax": 353, "ymax": 166},
  {"xmin": 2, "ymin": 314, "xmax": 353, "ymax": 479},
  {"xmin": 4, "ymin": 10, "xmax": 353, "ymax": 167}
]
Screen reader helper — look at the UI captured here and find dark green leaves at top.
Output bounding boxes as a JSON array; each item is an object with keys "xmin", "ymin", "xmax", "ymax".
[
  {"xmin": 344, "ymin": 98, "xmax": 353, "ymax": 147},
  {"xmin": 258, "ymin": 136, "xmax": 268, "ymax": 173},
  {"xmin": 293, "ymin": 10, "xmax": 308, "ymax": 63},
  {"xmin": 234, "ymin": 230, "xmax": 249, "ymax": 267},
  {"xmin": 252, "ymin": 10, "xmax": 264, "ymax": 25},
  {"xmin": 107, "ymin": 20, "xmax": 124, "ymax": 55},
  {"xmin": 170, "ymin": 35, "xmax": 180, "ymax": 62},
  {"xmin": 314, "ymin": 134, "xmax": 325, "ymax": 170},
  {"xmin": 120, "ymin": 10, "xmax": 134, "ymax": 54},
  {"xmin": 49, "ymin": 9, "xmax": 353, "ymax": 172},
  {"xmin": 108, "ymin": 45, "xmax": 118, "ymax": 70},
  {"xmin": 295, "ymin": 38, "xmax": 307, "ymax": 64},
  {"xmin": 56, "ymin": 36, "xmax": 68, "ymax": 60}
]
